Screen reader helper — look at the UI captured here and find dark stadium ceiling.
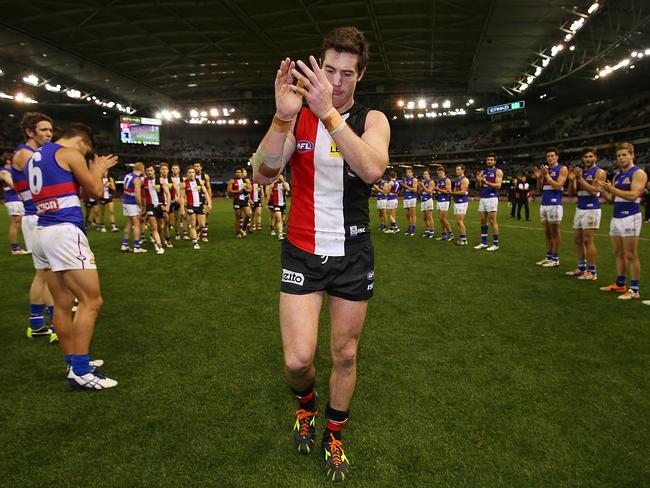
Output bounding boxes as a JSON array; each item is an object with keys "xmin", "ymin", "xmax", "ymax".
[{"xmin": 0, "ymin": 0, "xmax": 648, "ymax": 115}]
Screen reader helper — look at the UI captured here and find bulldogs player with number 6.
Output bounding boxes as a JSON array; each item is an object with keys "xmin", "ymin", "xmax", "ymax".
[
  {"xmin": 27, "ymin": 123, "xmax": 119, "ymax": 389},
  {"xmin": 251, "ymin": 27, "xmax": 390, "ymax": 482}
]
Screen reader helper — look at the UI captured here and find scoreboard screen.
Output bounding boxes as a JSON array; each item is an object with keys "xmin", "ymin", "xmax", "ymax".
[{"xmin": 120, "ymin": 116, "xmax": 162, "ymax": 146}]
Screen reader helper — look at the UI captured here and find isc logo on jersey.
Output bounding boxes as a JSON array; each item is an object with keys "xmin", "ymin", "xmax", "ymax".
[
  {"xmin": 282, "ymin": 268, "xmax": 305, "ymax": 286},
  {"xmin": 296, "ymin": 140, "xmax": 314, "ymax": 153}
]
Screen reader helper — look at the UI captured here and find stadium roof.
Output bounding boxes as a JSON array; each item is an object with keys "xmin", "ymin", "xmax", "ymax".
[{"xmin": 0, "ymin": 0, "xmax": 648, "ymax": 113}]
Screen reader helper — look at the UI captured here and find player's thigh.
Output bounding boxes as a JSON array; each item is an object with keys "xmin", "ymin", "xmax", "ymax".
[
  {"xmin": 280, "ymin": 292, "xmax": 323, "ymax": 364},
  {"xmin": 610, "ymin": 235, "xmax": 623, "ymax": 255},
  {"xmin": 622, "ymin": 236, "xmax": 639, "ymax": 256},
  {"xmin": 45, "ymin": 269, "xmax": 75, "ymax": 306},
  {"xmin": 147, "ymin": 216, "xmax": 158, "ymax": 230},
  {"xmin": 60, "ymin": 269, "xmax": 102, "ymax": 303},
  {"xmin": 487, "ymin": 211, "xmax": 498, "ymax": 224},
  {"xmin": 329, "ymin": 296, "xmax": 368, "ymax": 358},
  {"xmin": 479, "ymin": 211, "xmax": 488, "ymax": 224}
]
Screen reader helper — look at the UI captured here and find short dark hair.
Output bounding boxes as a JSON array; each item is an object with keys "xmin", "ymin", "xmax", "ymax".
[
  {"xmin": 485, "ymin": 153, "xmax": 497, "ymax": 160},
  {"xmin": 234, "ymin": 166, "xmax": 243, "ymax": 173},
  {"xmin": 456, "ymin": 164, "xmax": 465, "ymax": 171},
  {"xmin": 21, "ymin": 112, "xmax": 53, "ymax": 141},
  {"xmin": 60, "ymin": 123, "xmax": 97, "ymax": 149},
  {"xmin": 322, "ymin": 26, "xmax": 369, "ymax": 74},
  {"xmin": 160, "ymin": 162, "xmax": 169, "ymax": 169},
  {"xmin": 581, "ymin": 147, "xmax": 597, "ymax": 156},
  {"xmin": 390, "ymin": 170, "xmax": 397, "ymax": 178},
  {"xmin": 145, "ymin": 163, "xmax": 155, "ymax": 170},
  {"xmin": 545, "ymin": 147, "xmax": 559, "ymax": 156},
  {"xmin": 2, "ymin": 151, "xmax": 13, "ymax": 164}
]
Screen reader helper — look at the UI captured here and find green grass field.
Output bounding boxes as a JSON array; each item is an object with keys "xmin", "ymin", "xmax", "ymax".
[{"xmin": 1, "ymin": 199, "xmax": 649, "ymax": 487}]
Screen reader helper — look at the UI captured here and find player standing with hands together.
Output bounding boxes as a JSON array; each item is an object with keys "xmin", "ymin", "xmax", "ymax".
[{"xmin": 252, "ymin": 27, "xmax": 390, "ymax": 482}]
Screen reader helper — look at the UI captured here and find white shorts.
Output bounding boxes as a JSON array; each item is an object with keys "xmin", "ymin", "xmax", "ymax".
[
  {"xmin": 573, "ymin": 208, "xmax": 601, "ymax": 230},
  {"xmin": 609, "ymin": 214, "xmax": 642, "ymax": 238},
  {"xmin": 478, "ymin": 197, "xmax": 498, "ymax": 213},
  {"xmin": 403, "ymin": 197, "xmax": 417, "ymax": 209},
  {"xmin": 32, "ymin": 223, "xmax": 97, "ymax": 272},
  {"xmin": 454, "ymin": 202, "xmax": 468, "ymax": 215},
  {"xmin": 5, "ymin": 201, "xmax": 24, "ymax": 216},
  {"xmin": 21, "ymin": 214, "xmax": 38, "ymax": 253},
  {"xmin": 540, "ymin": 205, "xmax": 563, "ymax": 223},
  {"xmin": 123, "ymin": 203, "xmax": 140, "ymax": 217},
  {"xmin": 386, "ymin": 199, "xmax": 398, "ymax": 210},
  {"xmin": 420, "ymin": 199, "xmax": 434, "ymax": 212},
  {"xmin": 376, "ymin": 199, "xmax": 387, "ymax": 210},
  {"xmin": 437, "ymin": 201, "xmax": 450, "ymax": 212}
]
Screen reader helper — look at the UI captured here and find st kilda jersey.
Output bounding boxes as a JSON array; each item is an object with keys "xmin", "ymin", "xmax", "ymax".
[{"xmin": 288, "ymin": 103, "xmax": 372, "ymax": 257}]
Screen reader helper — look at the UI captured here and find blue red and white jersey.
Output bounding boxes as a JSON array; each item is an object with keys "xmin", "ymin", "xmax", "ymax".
[
  {"xmin": 251, "ymin": 183, "xmax": 263, "ymax": 203},
  {"xmin": 270, "ymin": 181, "xmax": 286, "ymax": 206},
  {"xmin": 613, "ymin": 166, "xmax": 641, "ymax": 218},
  {"xmin": 123, "ymin": 172, "xmax": 138, "ymax": 205},
  {"xmin": 420, "ymin": 178, "xmax": 433, "ymax": 202},
  {"xmin": 387, "ymin": 180, "xmax": 400, "ymax": 200},
  {"xmin": 403, "ymin": 176, "xmax": 417, "ymax": 199},
  {"xmin": 27, "ymin": 141, "xmax": 83, "ymax": 230},
  {"xmin": 11, "ymin": 144, "xmax": 37, "ymax": 215},
  {"xmin": 437, "ymin": 177, "xmax": 451, "ymax": 202},
  {"xmin": 453, "ymin": 176, "xmax": 469, "ymax": 203},
  {"xmin": 480, "ymin": 167, "xmax": 498, "ymax": 198},
  {"xmin": 375, "ymin": 180, "xmax": 387, "ymax": 201},
  {"xmin": 541, "ymin": 164, "xmax": 565, "ymax": 205},
  {"xmin": 287, "ymin": 103, "xmax": 371, "ymax": 256},
  {"xmin": 0, "ymin": 166, "xmax": 20, "ymax": 202},
  {"xmin": 184, "ymin": 178, "xmax": 203, "ymax": 207},
  {"xmin": 577, "ymin": 165, "xmax": 601, "ymax": 210},
  {"xmin": 231, "ymin": 178, "xmax": 247, "ymax": 201}
]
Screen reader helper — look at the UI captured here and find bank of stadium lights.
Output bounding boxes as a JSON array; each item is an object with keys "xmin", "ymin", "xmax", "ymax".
[
  {"xmin": 514, "ymin": 1, "xmax": 600, "ymax": 92},
  {"xmin": 0, "ymin": 91, "xmax": 38, "ymax": 104},
  {"xmin": 595, "ymin": 48, "xmax": 650, "ymax": 79}
]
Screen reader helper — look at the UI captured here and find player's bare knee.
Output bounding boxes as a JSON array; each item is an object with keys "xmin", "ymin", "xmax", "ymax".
[
  {"xmin": 284, "ymin": 355, "xmax": 313, "ymax": 377},
  {"xmin": 332, "ymin": 351, "xmax": 357, "ymax": 371}
]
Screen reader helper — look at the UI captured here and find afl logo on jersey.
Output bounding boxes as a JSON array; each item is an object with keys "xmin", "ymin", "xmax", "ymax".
[{"xmin": 296, "ymin": 140, "xmax": 314, "ymax": 153}]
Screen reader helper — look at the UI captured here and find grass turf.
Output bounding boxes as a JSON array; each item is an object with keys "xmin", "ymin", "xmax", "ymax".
[{"xmin": 0, "ymin": 199, "xmax": 648, "ymax": 487}]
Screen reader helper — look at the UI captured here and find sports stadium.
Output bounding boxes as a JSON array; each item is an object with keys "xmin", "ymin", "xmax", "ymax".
[{"xmin": 1, "ymin": 1, "xmax": 649, "ymax": 485}]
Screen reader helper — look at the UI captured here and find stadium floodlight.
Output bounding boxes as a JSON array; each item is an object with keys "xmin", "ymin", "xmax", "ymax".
[
  {"xmin": 406, "ymin": 101, "xmax": 415, "ymax": 109},
  {"xmin": 200, "ymin": 111, "xmax": 207, "ymax": 117},
  {"xmin": 519, "ymin": 82, "xmax": 529, "ymax": 91},
  {"xmin": 66, "ymin": 89, "xmax": 81, "ymax": 99},
  {"xmin": 542, "ymin": 58, "xmax": 550, "ymax": 67},
  {"xmin": 417, "ymin": 113, "xmax": 424, "ymax": 118},
  {"xmin": 468, "ymin": 99, "xmax": 474, "ymax": 105},
  {"xmin": 190, "ymin": 109, "xmax": 199, "ymax": 118},
  {"xmin": 210, "ymin": 108, "xmax": 219, "ymax": 117},
  {"xmin": 631, "ymin": 51, "xmax": 638, "ymax": 57},
  {"xmin": 551, "ymin": 44, "xmax": 564, "ymax": 56},
  {"xmin": 45, "ymin": 83, "xmax": 61, "ymax": 92},
  {"xmin": 397, "ymin": 99, "xmax": 404, "ymax": 108},
  {"xmin": 564, "ymin": 33, "xmax": 573, "ymax": 42},
  {"xmin": 569, "ymin": 45, "xmax": 576, "ymax": 51},
  {"xmin": 526, "ymin": 75, "xmax": 534, "ymax": 84},
  {"xmin": 171, "ymin": 110, "xmax": 181, "ymax": 119},
  {"xmin": 431, "ymin": 102, "xmax": 439, "ymax": 109},
  {"xmin": 417, "ymin": 99, "xmax": 426, "ymax": 109},
  {"xmin": 228, "ymin": 119, "xmax": 235, "ymax": 125},
  {"xmin": 222, "ymin": 108, "xmax": 229, "ymax": 116},
  {"xmin": 155, "ymin": 112, "xmax": 162, "ymax": 119},
  {"xmin": 588, "ymin": 2, "xmax": 599, "ymax": 14},
  {"xmin": 15, "ymin": 93, "xmax": 25, "ymax": 102},
  {"xmin": 254, "ymin": 120, "xmax": 259, "ymax": 124},
  {"xmin": 534, "ymin": 66, "xmax": 542, "ymax": 76},
  {"xmin": 569, "ymin": 18, "xmax": 585, "ymax": 32},
  {"xmin": 442, "ymin": 100, "xmax": 451, "ymax": 108},
  {"xmin": 0, "ymin": 92, "xmax": 13, "ymax": 99},
  {"xmin": 23, "ymin": 74, "xmax": 39, "ymax": 86},
  {"xmin": 645, "ymin": 49, "xmax": 650, "ymax": 56},
  {"xmin": 0, "ymin": 68, "xmax": 3, "ymax": 76}
]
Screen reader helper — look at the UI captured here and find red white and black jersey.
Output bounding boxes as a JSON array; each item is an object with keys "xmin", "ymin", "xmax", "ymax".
[
  {"xmin": 143, "ymin": 177, "xmax": 162, "ymax": 206},
  {"xmin": 231, "ymin": 178, "xmax": 246, "ymax": 201},
  {"xmin": 184, "ymin": 179, "xmax": 204, "ymax": 206},
  {"xmin": 270, "ymin": 181, "xmax": 286, "ymax": 206},
  {"xmin": 288, "ymin": 103, "xmax": 371, "ymax": 256},
  {"xmin": 170, "ymin": 176, "xmax": 182, "ymax": 202},
  {"xmin": 251, "ymin": 183, "xmax": 263, "ymax": 203},
  {"xmin": 159, "ymin": 177, "xmax": 170, "ymax": 206}
]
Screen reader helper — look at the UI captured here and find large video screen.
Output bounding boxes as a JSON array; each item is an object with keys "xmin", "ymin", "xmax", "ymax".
[{"xmin": 120, "ymin": 116, "xmax": 162, "ymax": 146}]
